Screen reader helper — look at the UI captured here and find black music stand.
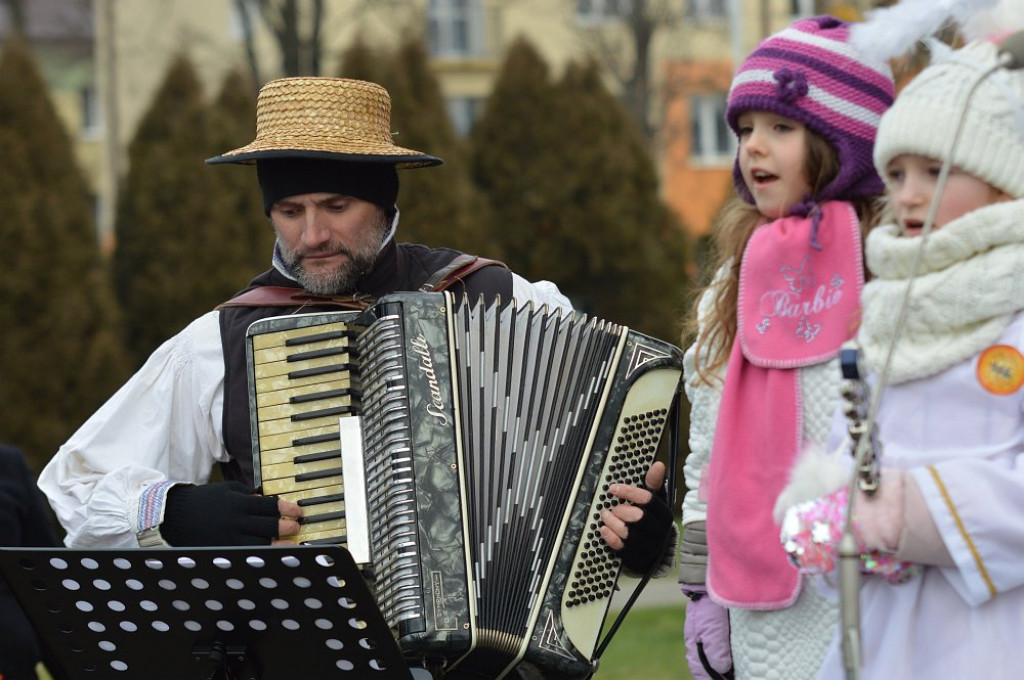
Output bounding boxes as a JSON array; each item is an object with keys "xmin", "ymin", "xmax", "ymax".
[{"xmin": 0, "ymin": 545, "xmax": 431, "ymax": 680}]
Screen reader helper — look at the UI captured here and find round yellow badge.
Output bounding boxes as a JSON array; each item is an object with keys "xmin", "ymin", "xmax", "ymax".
[{"xmin": 977, "ymin": 345, "xmax": 1024, "ymax": 396}]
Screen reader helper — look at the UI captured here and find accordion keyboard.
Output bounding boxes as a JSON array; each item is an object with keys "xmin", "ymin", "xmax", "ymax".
[{"xmin": 248, "ymin": 317, "xmax": 363, "ymax": 545}]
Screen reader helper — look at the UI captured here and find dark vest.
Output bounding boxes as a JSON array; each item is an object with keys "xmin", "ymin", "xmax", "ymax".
[{"xmin": 217, "ymin": 241, "xmax": 512, "ymax": 485}]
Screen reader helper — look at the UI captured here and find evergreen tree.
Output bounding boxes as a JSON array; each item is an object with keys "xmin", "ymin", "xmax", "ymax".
[
  {"xmin": 472, "ymin": 39, "xmax": 691, "ymax": 341},
  {"xmin": 208, "ymin": 68, "xmax": 275, "ymax": 279},
  {"xmin": 551, "ymin": 59, "xmax": 691, "ymax": 341},
  {"xmin": 114, "ymin": 55, "xmax": 254, "ymax": 363},
  {"xmin": 470, "ymin": 37, "xmax": 563, "ymax": 269},
  {"xmin": 386, "ymin": 39, "xmax": 490, "ymax": 254},
  {"xmin": 340, "ymin": 39, "xmax": 491, "ymax": 254},
  {"xmin": 0, "ymin": 38, "xmax": 130, "ymax": 470},
  {"xmin": 337, "ymin": 37, "xmax": 388, "ymax": 87}
]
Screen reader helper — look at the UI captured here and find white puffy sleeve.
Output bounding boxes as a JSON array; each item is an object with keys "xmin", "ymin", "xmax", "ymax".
[
  {"xmin": 38, "ymin": 311, "xmax": 229, "ymax": 548},
  {"xmin": 510, "ymin": 274, "xmax": 573, "ymax": 313}
]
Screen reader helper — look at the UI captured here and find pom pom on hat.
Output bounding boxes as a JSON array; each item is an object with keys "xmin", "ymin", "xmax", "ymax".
[
  {"xmin": 873, "ymin": 39, "xmax": 1024, "ymax": 200},
  {"xmin": 726, "ymin": 15, "xmax": 895, "ymax": 205}
]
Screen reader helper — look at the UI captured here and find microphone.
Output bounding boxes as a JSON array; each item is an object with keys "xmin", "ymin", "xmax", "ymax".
[{"xmin": 998, "ymin": 30, "xmax": 1024, "ymax": 70}]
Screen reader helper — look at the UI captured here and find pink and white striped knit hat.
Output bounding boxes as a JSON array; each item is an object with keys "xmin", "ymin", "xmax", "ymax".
[{"xmin": 726, "ymin": 15, "xmax": 895, "ymax": 206}]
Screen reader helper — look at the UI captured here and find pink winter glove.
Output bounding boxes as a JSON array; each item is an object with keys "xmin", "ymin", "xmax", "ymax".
[
  {"xmin": 682, "ymin": 584, "xmax": 734, "ymax": 680},
  {"xmin": 780, "ymin": 485, "xmax": 917, "ymax": 584}
]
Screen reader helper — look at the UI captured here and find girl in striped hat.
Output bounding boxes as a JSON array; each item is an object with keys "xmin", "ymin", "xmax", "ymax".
[{"xmin": 678, "ymin": 15, "xmax": 894, "ymax": 680}]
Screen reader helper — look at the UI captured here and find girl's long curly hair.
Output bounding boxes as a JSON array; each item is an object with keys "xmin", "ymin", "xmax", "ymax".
[{"xmin": 686, "ymin": 130, "xmax": 882, "ymax": 383}]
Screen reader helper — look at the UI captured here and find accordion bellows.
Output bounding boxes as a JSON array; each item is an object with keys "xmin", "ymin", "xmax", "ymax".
[{"xmin": 246, "ymin": 292, "xmax": 684, "ymax": 679}]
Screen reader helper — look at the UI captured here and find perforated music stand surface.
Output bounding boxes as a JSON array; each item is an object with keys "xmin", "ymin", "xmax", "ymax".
[{"xmin": 0, "ymin": 545, "xmax": 421, "ymax": 680}]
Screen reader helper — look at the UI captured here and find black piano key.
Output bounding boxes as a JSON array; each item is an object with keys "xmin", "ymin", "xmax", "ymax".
[
  {"xmin": 292, "ymin": 432, "xmax": 337, "ymax": 446},
  {"xmin": 302, "ymin": 535, "xmax": 348, "ymax": 545},
  {"xmin": 285, "ymin": 329, "xmax": 361, "ymax": 346},
  {"xmin": 291, "ymin": 405, "xmax": 358, "ymax": 421},
  {"xmin": 299, "ymin": 510, "xmax": 346, "ymax": 525},
  {"xmin": 297, "ymin": 493, "xmax": 344, "ymax": 507},
  {"xmin": 295, "ymin": 467, "xmax": 343, "ymax": 483},
  {"xmin": 288, "ymin": 363, "xmax": 358, "ymax": 380},
  {"xmin": 293, "ymin": 449, "xmax": 341, "ymax": 464},
  {"xmin": 287, "ymin": 347, "xmax": 354, "ymax": 362},
  {"xmin": 290, "ymin": 387, "xmax": 361, "ymax": 403}
]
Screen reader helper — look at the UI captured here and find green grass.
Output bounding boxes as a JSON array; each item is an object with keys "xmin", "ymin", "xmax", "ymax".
[{"xmin": 595, "ymin": 604, "xmax": 692, "ymax": 680}]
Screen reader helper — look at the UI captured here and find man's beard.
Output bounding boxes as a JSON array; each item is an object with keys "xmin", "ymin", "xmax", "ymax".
[{"xmin": 278, "ymin": 211, "xmax": 389, "ymax": 296}]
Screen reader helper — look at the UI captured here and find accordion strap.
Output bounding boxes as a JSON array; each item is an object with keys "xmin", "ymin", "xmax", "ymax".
[
  {"xmin": 216, "ymin": 255, "xmax": 507, "ymax": 310},
  {"xmin": 418, "ymin": 254, "xmax": 507, "ymax": 292},
  {"xmin": 216, "ymin": 287, "xmax": 372, "ymax": 310}
]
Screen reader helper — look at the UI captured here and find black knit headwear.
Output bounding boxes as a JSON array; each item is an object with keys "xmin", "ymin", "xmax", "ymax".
[{"xmin": 256, "ymin": 158, "xmax": 399, "ymax": 215}]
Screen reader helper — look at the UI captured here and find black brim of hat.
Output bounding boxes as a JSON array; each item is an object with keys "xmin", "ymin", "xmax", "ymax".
[{"xmin": 205, "ymin": 148, "xmax": 443, "ymax": 168}]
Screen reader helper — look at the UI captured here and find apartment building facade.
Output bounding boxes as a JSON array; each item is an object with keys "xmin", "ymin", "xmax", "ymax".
[{"xmin": 1, "ymin": 0, "xmax": 872, "ymax": 249}]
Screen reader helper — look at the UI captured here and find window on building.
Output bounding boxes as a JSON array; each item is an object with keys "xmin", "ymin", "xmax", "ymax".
[
  {"xmin": 686, "ymin": 0, "xmax": 727, "ymax": 22},
  {"xmin": 446, "ymin": 96, "xmax": 485, "ymax": 138},
  {"xmin": 229, "ymin": 0, "xmax": 261, "ymax": 42},
  {"xmin": 80, "ymin": 85, "xmax": 101, "ymax": 136},
  {"xmin": 790, "ymin": 0, "xmax": 817, "ymax": 18},
  {"xmin": 577, "ymin": 0, "xmax": 632, "ymax": 25},
  {"xmin": 690, "ymin": 93, "xmax": 735, "ymax": 163},
  {"xmin": 428, "ymin": 0, "xmax": 487, "ymax": 58}
]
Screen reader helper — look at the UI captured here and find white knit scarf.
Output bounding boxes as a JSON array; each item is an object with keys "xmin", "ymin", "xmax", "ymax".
[{"xmin": 859, "ymin": 199, "xmax": 1024, "ymax": 384}]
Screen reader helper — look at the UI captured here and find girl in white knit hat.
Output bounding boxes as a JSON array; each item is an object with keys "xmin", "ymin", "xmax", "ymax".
[{"xmin": 776, "ymin": 34, "xmax": 1024, "ymax": 680}]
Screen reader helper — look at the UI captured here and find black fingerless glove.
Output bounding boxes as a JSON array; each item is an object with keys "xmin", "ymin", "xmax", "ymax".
[
  {"xmin": 160, "ymin": 481, "xmax": 280, "ymax": 547},
  {"xmin": 618, "ymin": 482, "xmax": 675, "ymax": 574}
]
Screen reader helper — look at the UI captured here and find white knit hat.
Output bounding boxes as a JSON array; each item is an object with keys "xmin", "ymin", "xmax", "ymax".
[{"xmin": 873, "ymin": 39, "xmax": 1024, "ymax": 199}]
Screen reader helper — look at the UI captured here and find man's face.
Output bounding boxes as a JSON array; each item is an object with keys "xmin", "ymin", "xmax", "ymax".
[{"xmin": 271, "ymin": 193, "xmax": 389, "ymax": 295}]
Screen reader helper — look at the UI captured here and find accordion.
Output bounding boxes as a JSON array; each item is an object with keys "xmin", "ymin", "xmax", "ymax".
[{"xmin": 246, "ymin": 292, "xmax": 684, "ymax": 679}]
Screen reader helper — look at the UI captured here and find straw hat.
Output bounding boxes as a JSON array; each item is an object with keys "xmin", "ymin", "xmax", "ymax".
[{"xmin": 206, "ymin": 77, "xmax": 442, "ymax": 168}]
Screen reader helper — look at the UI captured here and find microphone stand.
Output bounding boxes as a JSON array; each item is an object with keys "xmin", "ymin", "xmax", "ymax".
[
  {"xmin": 837, "ymin": 349, "xmax": 878, "ymax": 680},
  {"xmin": 835, "ymin": 40, "xmax": 1021, "ymax": 680}
]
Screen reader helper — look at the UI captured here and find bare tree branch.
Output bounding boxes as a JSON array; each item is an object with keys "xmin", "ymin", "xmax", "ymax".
[
  {"xmin": 1, "ymin": 0, "xmax": 26, "ymax": 36},
  {"xmin": 573, "ymin": 0, "xmax": 680, "ymax": 147},
  {"xmin": 234, "ymin": 0, "xmax": 262, "ymax": 92},
  {"xmin": 309, "ymin": 0, "xmax": 323, "ymax": 75}
]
